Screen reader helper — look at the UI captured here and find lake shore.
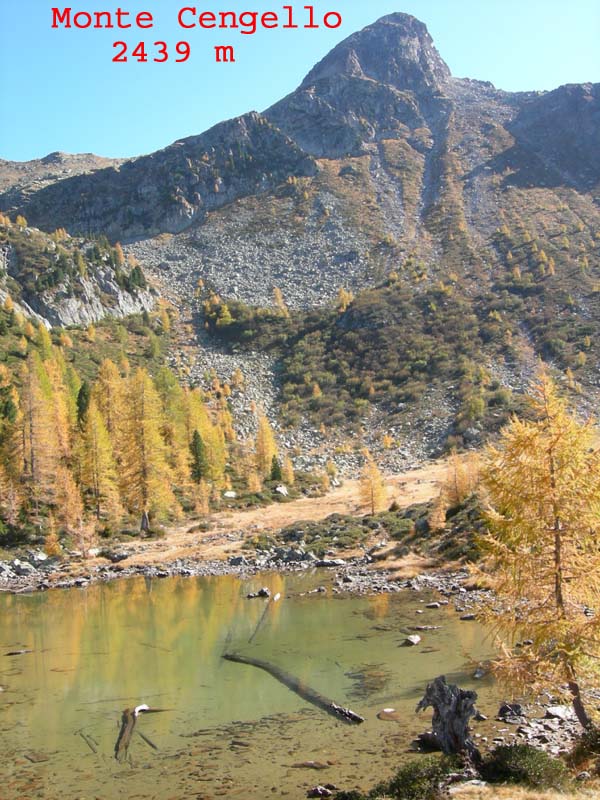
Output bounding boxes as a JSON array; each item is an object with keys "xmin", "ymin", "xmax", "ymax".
[
  {"xmin": 1, "ymin": 461, "xmax": 453, "ymax": 595},
  {"xmin": 0, "ymin": 543, "xmax": 480, "ymax": 600}
]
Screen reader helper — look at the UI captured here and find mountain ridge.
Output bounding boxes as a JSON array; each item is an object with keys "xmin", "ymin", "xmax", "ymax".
[
  {"xmin": 2, "ymin": 12, "xmax": 598, "ymax": 243},
  {"xmin": 1, "ymin": 12, "xmax": 599, "ymax": 439}
]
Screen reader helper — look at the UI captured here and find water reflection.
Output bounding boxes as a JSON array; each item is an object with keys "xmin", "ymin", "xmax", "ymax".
[{"xmin": 0, "ymin": 573, "xmax": 495, "ymax": 799}]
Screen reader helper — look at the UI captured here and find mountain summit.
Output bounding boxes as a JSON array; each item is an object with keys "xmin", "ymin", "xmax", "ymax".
[
  {"xmin": 265, "ymin": 13, "xmax": 452, "ymax": 157},
  {"xmin": 300, "ymin": 13, "xmax": 451, "ymax": 93}
]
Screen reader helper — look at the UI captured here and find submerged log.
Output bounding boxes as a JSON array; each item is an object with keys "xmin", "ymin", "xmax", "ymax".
[
  {"xmin": 416, "ymin": 675, "xmax": 480, "ymax": 761},
  {"xmin": 114, "ymin": 707, "xmax": 141, "ymax": 762},
  {"xmin": 248, "ymin": 592, "xmax": 281, "ymax": 644},
  {"xmin": 223, "ymin": 653, "xmax": 364, "ymax": 724},
  {"xmin": 114, "ymin": 704, "xmax": 167, "ymax": 762},
  {"xmin": 78, "ymin": 730, "xmax": 98, "ymax": 754}
]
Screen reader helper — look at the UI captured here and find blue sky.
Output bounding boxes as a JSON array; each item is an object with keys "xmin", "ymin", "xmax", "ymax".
[{"xmin": 1, "ymin": 1, "xmax": 598, "ymax": 161}]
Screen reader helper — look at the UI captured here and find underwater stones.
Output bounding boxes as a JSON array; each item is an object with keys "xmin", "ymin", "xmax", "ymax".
[
  {"xmin": 247, "ymin": 587, "xmax": 271, "ymax": 598},
  {"xmin": 402, "ymin": 634, "xmax": 421, "ymax": 646},
  {"xmin": 307, "ymin": 786, "xmax": 337, "ymax": 798},
  {"xmin": 377, "ymin": 708, "xmax": 402, "ymax": 722}
]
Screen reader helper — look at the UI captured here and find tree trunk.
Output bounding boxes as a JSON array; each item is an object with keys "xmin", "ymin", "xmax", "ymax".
[
  {"xmin": 223, "ymin": 652, "xmax": 364, "ymax": 724},
  {"xmin": 416, "ymin": 675, "xmax": 480, "ymax": 762},
  {"xmin": 567, "ymin": 668, "xmax": 593, "ymax": 730}
]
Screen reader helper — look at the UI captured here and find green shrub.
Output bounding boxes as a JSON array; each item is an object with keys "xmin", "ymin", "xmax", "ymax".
[
  {"xmin": 335, "ymin": 792, "xmax": 367, "ymax": 800},
  {"xmin": 335, "ymin": 757, "xmax": 457, "ymax": 800},
  {"xmin": 569, "ymin": 726, "xmax": 600, "ymax": 766},
  {"xmin": 387, "ymin": 517, "xmax": 415, "ymax": 540},
  {"xmin": 480, "ymin": 744, "xmax": 570, "ymax": 790},
  {"xmin": 381, "ymin": 756, "xmax": 456, "ymax": 799}
]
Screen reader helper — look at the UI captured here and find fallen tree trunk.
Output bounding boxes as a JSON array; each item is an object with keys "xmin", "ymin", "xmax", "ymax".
[
  {"xmin": 114, "ymin": 708, "xmax": 138, "ymax": 762},
  {"xmin": 416, "ymin": 675, "xmax": 480, "ymax": 762},
  {"xmin": 223, "ymin": 653, "xmax": 364, "ymax": 724}
]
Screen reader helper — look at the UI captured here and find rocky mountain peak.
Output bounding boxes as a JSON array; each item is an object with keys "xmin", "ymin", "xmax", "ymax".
[{"xmin": 300, "ymin": 12, "xmax": 451, "ymax": 94}]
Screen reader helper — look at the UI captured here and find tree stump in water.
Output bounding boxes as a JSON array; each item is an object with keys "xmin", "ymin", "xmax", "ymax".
[{"xmin": 416, "ymin": 675, "xmax": 480, "ymax": 762}]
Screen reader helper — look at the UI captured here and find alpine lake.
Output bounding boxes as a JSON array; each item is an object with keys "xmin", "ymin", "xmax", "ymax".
[{"xmin": 0, "ymin": 571, "xmax": 497, "ymax": 799}]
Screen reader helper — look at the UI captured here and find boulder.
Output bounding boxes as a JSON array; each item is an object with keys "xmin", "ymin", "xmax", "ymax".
[
  {"xmin": 307, "ymin": 787, "xmax": 334, "ymax": 798},
  {"xmin": 100, "ymin": 549, "xmax": 131, "ymax": 564},
  {"xmin": 11, "ymin": 559, "xmax": 37, "ymax": 577},
  {"xmin": 545, "ymin": 705, "xmax": 575, "ymax": 722},
  {"xmin": 497, "ymin": 702, "xmax": 526, "ymax": 724},
  {"xmin": 316, "ymin": 558, "xmax": 346, "ymax": 568}
]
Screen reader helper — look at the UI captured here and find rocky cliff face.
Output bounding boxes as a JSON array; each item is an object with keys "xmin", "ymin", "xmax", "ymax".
[
  {"xmin": 0, "ymin": 222, "xmax": 154, "ymax": 328},
  {"xmin": 508, "ymin": 83, "xmax": 600, "ymax": 189}
]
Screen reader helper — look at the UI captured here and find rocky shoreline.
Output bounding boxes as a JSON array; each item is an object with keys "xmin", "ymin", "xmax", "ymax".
[{"xmin": 0, "ymin": 547, "xmax": 485, "ymax": 599}]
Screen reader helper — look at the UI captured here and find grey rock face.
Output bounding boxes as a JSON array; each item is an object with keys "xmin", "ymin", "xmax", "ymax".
[
  {"xmin": 0, "ymin": 237, "xmax": 155, "ymax": 328},
  {"xmin": 5, "ymin": 113, "xmax": 316, "ymax": 241},
  {"xmin": 266, "ymin": 13, "xmax": 451, "ymax": 158},
  {"xmin": 509, "ymin": 83, "xmax": 600, "ymax": 189},
  {"xmin": 300, "ymin": 13, "xmax": 451, "ymax": 95}
]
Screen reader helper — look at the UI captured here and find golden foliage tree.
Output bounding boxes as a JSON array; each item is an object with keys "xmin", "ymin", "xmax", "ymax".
[
  {"xmin": 246, "ymin": 469, "xmax": 262, "ymax": 493},
  {"xmin": 282, "ymin": 456, "xmax": 295, "ymax": 486},
  {"xmin": 79, "ymin": 399, "xmax": 120, "ymax": 520},
  {"xmin": 114, "ymin": 242, "xmax": 126, "ymax": 267},
  {"xmin": 273, "ymin": 286, "xmax": 290, "ymax": 318},
  {"xmin": 0, "ymin": 463, "xmax": 20, "ymax": 526},
  {"xmin": 193, "ymin": 479, "xmax": 211, "ymax": 514},
  {"xmin": 92, "ymin": 359, "xmax": 123, "ymax": 438},
  {"xmin": 54, "ymin": 465, "xmax": 84, "ymax": 535},
  {"xmin": 43, "ymin": 515, "xmax": 62, "ymax": 557},
  {"xmin": 36, "ymin": 323, "xmax": 53, "ymax": 360},
  {"xmin": 119, "ymin": 368, "xmax": 176, "ymax": 523},
  {"xmin": 231, "ymin": 368, "xmax": 245, "ymax": 390},
  {"xmin": 19, "ymin": 354, "xmax": 60, "ymax": 510},
  {"xmin": 427, "ymin": 489, "xmax": 449, "ymax": 531},
  {"xmin": 159, "ymin": 308, "xmax": 171, "ymax": 333},
  {"xmin": 336, "ymin": 287, "xmax": 354, "ymax": 313},
  {"xmin": 446, "ymin": 451, "xmax": 479, "ymax": 506},
  {"xmin": 359, "ymin": 452, "xmax": 387, "ymax": 515},
  {"xmin": 481, "ymin": 371, "xmax": 600, "ymax": 729},
  {"xmin": 255, "ymin": 413, "xmax": 277, "ymax": 477}
]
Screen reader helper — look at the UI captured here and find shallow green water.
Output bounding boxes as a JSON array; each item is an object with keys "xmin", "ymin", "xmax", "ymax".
[{"xmin": 0, "ymin": 572, "xmax": 496, "ymax": 799}]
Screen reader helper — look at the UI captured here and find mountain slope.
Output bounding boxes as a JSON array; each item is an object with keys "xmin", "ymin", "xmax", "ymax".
[
  {"xmin": 3, "ymin": 113, "xmax": 316, "ymax": 241},
  {"xmin": 1, "ymin": 13, "xmax": 596, "ymax": 307},
  {"xmin": 0, "ymin": 12, "xmax": 599, "ymax": 440}
]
